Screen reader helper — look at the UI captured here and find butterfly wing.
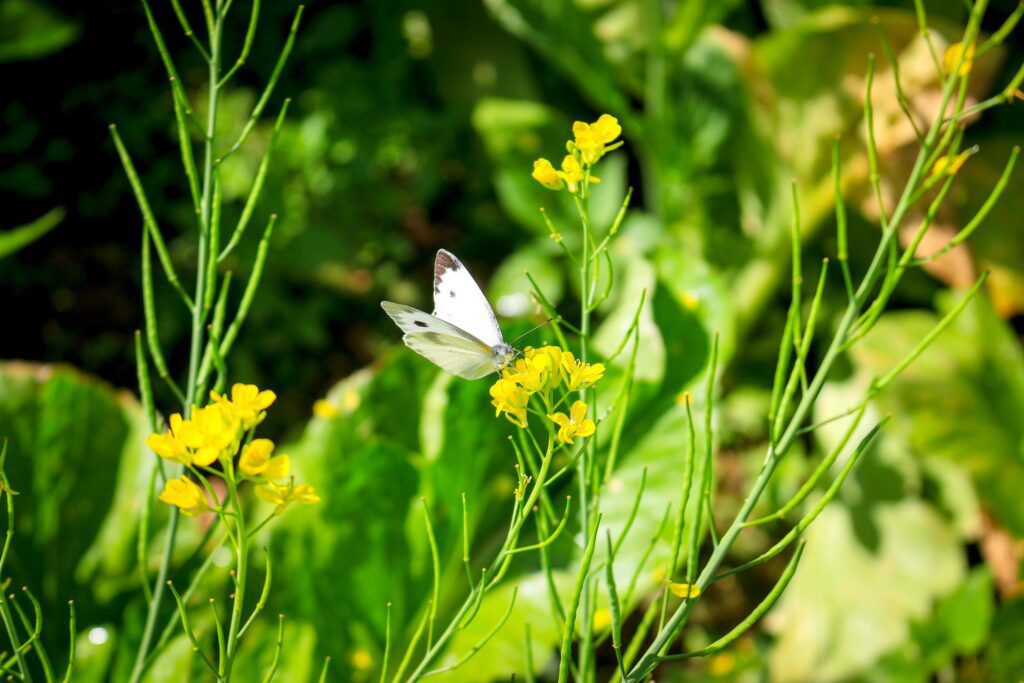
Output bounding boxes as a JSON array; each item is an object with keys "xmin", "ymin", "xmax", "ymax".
[
  {"xmin": 381, "ymin": 301, "xmax": 498, "ymax": 379},
  {"xmin": 431, "ymin": 249, "xmax": 504, "ymax": 348}
]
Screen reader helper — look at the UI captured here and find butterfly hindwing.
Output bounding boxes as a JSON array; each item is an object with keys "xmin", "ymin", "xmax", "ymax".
[
  {"xmin": 431, "ymin": 249, "xmax": 504, "ymax": 348},
  {"xmin": 381, "ymin": 301, "xmax": 497, "ymax": 379},
  {"xmin": 403, "ymin": 332, "xmax": 498, "ymax": 380}
]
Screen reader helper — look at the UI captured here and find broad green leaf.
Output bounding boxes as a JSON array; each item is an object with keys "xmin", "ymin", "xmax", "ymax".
[
  {"xmin": 269, "ymin": 357, "xmax": 426, "ymax": 665},
  {"xmin": 432, "ymin": 574, "xmax": 567, "ymax": 682},
  {"xmin": 767, "ymin": 502, "xmax": 964, "ymax": 681},
  {"xmin": 141, "ymin": 633, "xmax": 194, "ymax": 683},
  {"xmin": 489, "ymin": 243, "xmax": 564, "ymax": 317},
  {"xmin": 850, "ymin": 298, "xmax": 1024, "ymax": 535},
  {"xmin": 0, "ymin": 362, "xmax": 152, "ymax": 625},
  {"xmin": 932, "ymin": 567, "xmax": 994, "ymax": 655},
  {"xmin": 68, "ymin": 624, "xmax": 117, "ymax": 683}
]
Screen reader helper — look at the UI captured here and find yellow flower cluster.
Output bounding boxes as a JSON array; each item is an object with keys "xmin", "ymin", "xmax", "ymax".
[
  {"xmin": 147, "ymin": 383, "xmax": 319, "ymax": 517},
  {"xmin": 145, "ymin": 403, "xmax": 241, "ymax": 467},
  {"xmin": 532, "ymin": 114, "xmax": 622, "ymax": 193},
  {"xmin": 489, "ymin": 346, "xmax": 604, "ymax": 444}
]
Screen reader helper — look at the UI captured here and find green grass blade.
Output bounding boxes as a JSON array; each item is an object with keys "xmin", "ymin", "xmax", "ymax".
[{"xmin": 0, "ymin": 208, "xmax": 63, "ymax": 259}]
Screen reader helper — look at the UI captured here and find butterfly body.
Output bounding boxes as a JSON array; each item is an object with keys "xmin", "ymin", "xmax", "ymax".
[{"xmin": 382, "ymin": 249, "xmax": 516, "ymax": 379}]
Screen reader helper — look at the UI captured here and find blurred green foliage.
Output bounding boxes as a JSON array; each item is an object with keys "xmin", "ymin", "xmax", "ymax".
[{"xmin": 2, "ymin": 0, "xmax": 1023, "ymax": 681}]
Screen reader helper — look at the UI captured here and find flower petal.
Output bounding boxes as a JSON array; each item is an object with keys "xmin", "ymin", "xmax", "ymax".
[{"xmin": 548, "ymin": 412, "xmax": 570, "ymax": 428}]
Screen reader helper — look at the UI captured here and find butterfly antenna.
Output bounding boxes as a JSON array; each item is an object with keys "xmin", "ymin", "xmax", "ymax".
[{"xmin": 510, "ymin": 317, "xmax": 555, "ymax": 345}]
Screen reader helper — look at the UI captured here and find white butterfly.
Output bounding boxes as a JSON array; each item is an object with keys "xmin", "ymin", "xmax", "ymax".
[{"xmin": 381, "ymin": 249, "xmax": 517, "ymax": 379}]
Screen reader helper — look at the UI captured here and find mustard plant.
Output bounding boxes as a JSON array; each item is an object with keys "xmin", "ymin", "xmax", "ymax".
[
  {"xmin": 384, "ymin": 2, "xmax": 1021, "ymax": 680},
  {"xmin": 111, "ymin": 0, "xmax": 307, "ymax": 680}
]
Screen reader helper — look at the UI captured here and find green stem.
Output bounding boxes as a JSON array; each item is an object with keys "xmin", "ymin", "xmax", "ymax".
[
  {"xmin": 129, "ymin": 7, "xmax": 224, "ymax": 680},
  {"xmin": 224, "ymin": 460, "xmax": 248, "ymax": 681},
  {"xmin": 0, "ymin": 450, "xmax": 29, "ymax": 682},
  {"xmin": 573, "ymin": 178, "xmax": 594, "ymax": 680}
]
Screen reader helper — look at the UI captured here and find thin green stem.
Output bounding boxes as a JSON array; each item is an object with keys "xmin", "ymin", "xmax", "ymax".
[{"xmin": 224, "ymin": 463, "xmax": 249, "ymax": 681}]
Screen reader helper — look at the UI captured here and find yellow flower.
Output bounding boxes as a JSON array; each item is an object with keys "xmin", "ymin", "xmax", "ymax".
[
  {"xmin": 239, "ymin": 438, "xmax": 291, "ymax": 479},
  {"xmin": 547, "ymin": 400, "xmax": 596, "ymax": 445},
  {"xmin": 943, "ymin": 42, "xmax": 975, "ymax": 77},
  {"xmin": 667, "ymin": 582, "xmax": 701, "ymax": 599},
  {"xmin": 188, "ymin": 403, "xmax": 241, "ymax": 466},
  {"xmin": 312, "ymin": 399, "xmax": 339, "ymax": 419},
  {"xmin": 592, "ymin": 608, "xmax": 612, "ymax": 631},
  {"xmin": 211, "ymin": 383, "xmax": 276, "ymax": 429},
  {"xmin": 931, "ymin": 150, "xmax": 971, "ymax": 178},
  {"xmin": 708, "ymin": 652, "xmax": 736, "ymax": 675},
  {"xmin": 503, "ymin": 360, "xmax": 544, "ymax": 394},
  {"xmin": 556, "ymin": 155, "xmax": 600, "ymax": 193},
  {"xmin": 524, "ymin": 345, "xmax": 563, "ymax": 392},
  {"xmin": 350, "ymin": 649, "xmax": 373, "ymax": 671},
  {"xmin": 561, "ymin": 352, "xmax": 605, "ymax": 391},
  {"xmin": 255, "ymin": 479, "xmax": 321, "ymax": 515},
  {"xmin": 572, "ymin": 114, "xmax": 621, "ymax": 164},
  {"xmin": 532, "ymin": 158, "xmax": 564, "ymax": 190},
  {"xmin": 590, "ymin": 114, "xmax": 622, "ymax": 143},
  {"xmin": 145, "ymin": 413, "xmax": 193, "ymax": 464},
  {"xmin": 341, "ymin": 390, "xmax": 361, "ymax": 413},
  {"xmin": 158, "ymin": 476, "xmax": 210, "ymax": 517},
  {"xmin": 490, "ymin": 377, "xmax": 529, "ymax": 428}
]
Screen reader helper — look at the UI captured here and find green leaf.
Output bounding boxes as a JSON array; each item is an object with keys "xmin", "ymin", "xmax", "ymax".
[
  {"xmin": 0, "ymin": 362, "xmax": 152, "ymax": 614},
  {"xmin": 0, "ymin": 0, "xmax": 79, "ymax": 62},
  {"xmin": 0, "ymin": 207, "xmax": 63, "ymax": 259},
  {"xmin": 68, "ymin": 623, "xmax": 117, "ymax": 683},
  {"xmin": 933, "ymin": 567, "xmax": 994, "ymax": 655},
  {"xmin": 986, "ymin": 597, "xmax": 1024, "ymax": 681},
  {"xmin": 435, "ymin": 576, "xmax": 566, "ymax": 682},
  {"xmin": 767, "ymin": 502, "xmax": 965, "ymax": 681},
  {"xmin": 270, "ymin": 360, "xmax": 423, "ymax": 657},
  {"xmin": 850, "ymin": 298, "xmax": 1024, "ymax": 535},
  {"xmin": 139, "ymin": 633, "xmax": 194, "ymax": 683},
  {"xmin": 489, "ymin": 243, "xmax": 564, "ymax": 318}
]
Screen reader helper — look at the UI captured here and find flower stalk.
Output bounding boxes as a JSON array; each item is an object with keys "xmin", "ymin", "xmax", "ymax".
[{"xmin": 118, "ymin": 2, "xmax": 304, "ymax": 679}]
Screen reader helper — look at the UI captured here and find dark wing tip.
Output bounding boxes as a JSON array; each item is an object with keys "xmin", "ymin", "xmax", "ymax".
[{"xmin": 434, "ymin": 249, "xmax": 462, "ymax": 291}]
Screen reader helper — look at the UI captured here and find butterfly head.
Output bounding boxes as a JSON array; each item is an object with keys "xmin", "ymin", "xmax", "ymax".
[{"xmin": 493, "ymin": 343, "xmax": 518, "ymax": 372}]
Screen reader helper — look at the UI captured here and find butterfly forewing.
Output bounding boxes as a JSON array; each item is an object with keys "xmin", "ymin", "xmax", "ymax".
[{"xmin": 431, "ymin": 249, "xmax": 504, "ymax": 348}]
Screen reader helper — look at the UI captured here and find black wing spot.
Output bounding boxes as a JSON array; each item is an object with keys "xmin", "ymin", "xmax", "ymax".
[
  {"xmin": 414, "ymin": 320, "xmax": 428, "ymax": 328},
  {"xmin": 449, "ymin": 290, "xmax": 456, "ymax": 298}
]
